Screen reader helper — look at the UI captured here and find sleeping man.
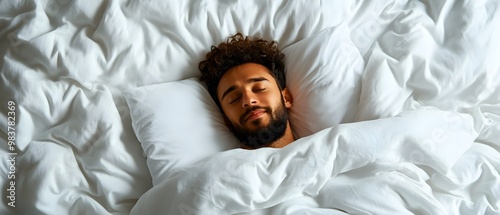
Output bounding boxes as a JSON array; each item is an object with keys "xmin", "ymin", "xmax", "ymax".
[{"xmin": 199, "ymin": 33, "xmax": 295, "ymax": 149}]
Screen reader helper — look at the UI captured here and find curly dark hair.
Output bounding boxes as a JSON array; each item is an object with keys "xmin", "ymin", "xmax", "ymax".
[{"xmin": 199, "ymin": 33, "xmax": 286, "ymax": 111}]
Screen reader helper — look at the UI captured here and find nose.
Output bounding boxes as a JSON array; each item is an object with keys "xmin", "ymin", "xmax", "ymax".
[{"xmin": 242, "ymin": 91, "xmax": 258, "ymax": 108}]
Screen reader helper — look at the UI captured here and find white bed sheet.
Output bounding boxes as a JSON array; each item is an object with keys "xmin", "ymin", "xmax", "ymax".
[{"xmin": 1, "ymin": 0, "xmax": 499, "ymax": 214}]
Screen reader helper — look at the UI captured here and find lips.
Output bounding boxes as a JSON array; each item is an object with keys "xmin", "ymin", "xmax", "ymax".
[{"xmin": 244, "ymin": 109, "xmax": 267, "ymax": 122}]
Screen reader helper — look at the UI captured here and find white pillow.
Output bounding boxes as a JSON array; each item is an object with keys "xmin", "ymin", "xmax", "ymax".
[
  {"xmin": 284, "ymin": 23, "xmax": 364, "ymax": 138},
  {"xmin": 123, "ymin": 23, "xmax": 364, "ymax": 185},
  {"xmin": 123, "ymin": 79, "xmax": 239, "ymax": 186}
]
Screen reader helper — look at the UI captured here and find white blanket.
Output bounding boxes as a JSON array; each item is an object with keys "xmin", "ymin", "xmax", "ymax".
[{"xmin": 131, "ymin": 108, "xmax": 495, "ymax": 214}]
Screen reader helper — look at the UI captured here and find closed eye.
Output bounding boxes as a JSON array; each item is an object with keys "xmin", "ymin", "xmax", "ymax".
[
  {"xmin": 229, "ymin": 96, "xmax": 241, "ymax": 104},
  {"xmin": 228, "ymin": 87, "xmax": 266, "ymax": 104}
]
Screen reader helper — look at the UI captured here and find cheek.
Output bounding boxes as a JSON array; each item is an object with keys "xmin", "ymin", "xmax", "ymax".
[
  {"xmin": 222, "ymin": 106, "xmax": 240, "ymax": 124},
  {"xmin": 268, "ymin": 93, "xmax": 284, "ymax": 108}
]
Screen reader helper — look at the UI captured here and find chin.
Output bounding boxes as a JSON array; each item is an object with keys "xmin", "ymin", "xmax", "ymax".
[{"xmin": 248, "ymin": 123, "xmax": 270, "ymax": 132}]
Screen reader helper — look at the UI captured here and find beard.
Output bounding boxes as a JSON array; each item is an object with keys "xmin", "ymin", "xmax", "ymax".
[{"xmin": 230, "ymin": 101, "xmax": 289, "ymax": 149}]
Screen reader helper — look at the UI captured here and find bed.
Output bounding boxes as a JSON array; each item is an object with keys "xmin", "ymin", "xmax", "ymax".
[{"xmin": 1, "ymin": 0, "xmax": 499, "ymax": 214}]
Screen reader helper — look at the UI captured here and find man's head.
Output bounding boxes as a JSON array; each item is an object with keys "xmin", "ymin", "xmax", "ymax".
[{"xmin": 199, "ymin": 33, "xmax": 294, "ymax": 148}]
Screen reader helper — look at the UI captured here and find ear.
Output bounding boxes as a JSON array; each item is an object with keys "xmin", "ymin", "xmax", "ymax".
[{"xmin": 281, "ymin": 87, "xmax": 293, "ymax": 108}]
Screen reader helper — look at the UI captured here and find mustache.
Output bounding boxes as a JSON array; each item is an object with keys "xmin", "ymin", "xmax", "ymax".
[{"xmin": 239, "ymin": 106, "xmax": 271, "ymax": 124}]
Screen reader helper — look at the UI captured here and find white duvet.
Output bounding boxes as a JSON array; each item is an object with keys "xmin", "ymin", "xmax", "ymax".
[
  {"xmin": 131, "ymin": 108, "xmax": 488, "ymax": 214},
  {"xmin": 1, "ymin": 0, "xmax": 500, "ymax": 214}
]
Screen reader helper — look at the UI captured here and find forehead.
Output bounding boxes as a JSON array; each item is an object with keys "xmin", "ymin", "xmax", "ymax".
[{"xmin": 217, "ymin": 63, "xmax": 276, "ymax": 94}]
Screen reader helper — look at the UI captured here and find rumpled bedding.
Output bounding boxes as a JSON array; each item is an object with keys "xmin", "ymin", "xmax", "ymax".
[
  {"xmin": 1, "ymin": 0, "xmax": 500, "ymax": 214},
  {"xmin": 130, "ymin": 108, "xmax": 484, "ymax": 214}
]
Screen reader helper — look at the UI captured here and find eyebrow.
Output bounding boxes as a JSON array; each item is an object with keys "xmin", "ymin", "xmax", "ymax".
[{"xmin": 221, "ymin": 77, "xmax": 269, "ymax": 101}]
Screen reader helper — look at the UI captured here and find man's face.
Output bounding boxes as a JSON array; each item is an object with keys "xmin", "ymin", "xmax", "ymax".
[{"xmin": 217, "ymin": 63, "xmax": 293, "ymax": 148}]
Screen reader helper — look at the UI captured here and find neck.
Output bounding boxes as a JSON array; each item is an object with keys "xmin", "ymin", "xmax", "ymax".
[{"xmin": 267, "ymin": 121, "xmax": 295, "ymax": 148}]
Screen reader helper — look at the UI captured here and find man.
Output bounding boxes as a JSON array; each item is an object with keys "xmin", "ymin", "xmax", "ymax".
[{"xmin": 199, "ymin": 33, "xmax": 295, "ymax": 149}]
